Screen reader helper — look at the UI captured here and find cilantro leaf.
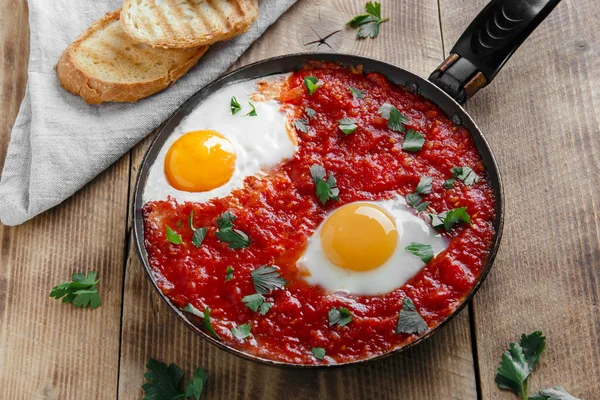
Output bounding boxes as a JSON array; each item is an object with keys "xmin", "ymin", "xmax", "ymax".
[
  {"xmin": 192, "ymin": 228, "xmax": 207, "ymax": 248},
  {"xmin": 328, "ymin": 307, "xmax": 353, "ymax": 327},
  {"xmin": 338, "ymin": 118, "xmax": 358, "ymax": 135},
  {"xmin": 405, "ymin": 242, "xmax": 434, "ymax": 263},
  {"xmin": 183, "ymin": 304, "xmax": 222, "ymax": 340},
  {"xmin": 305, "ymin": 107, "xmax": 316, "ymax": 118},
  {"xmin": 378, "ymin": 103, "xmax": 408, "ymax": 132},
  {"xmin": 529, "ymin": 387, "xmax": 581, "ymax": 400},
  {"xmin": 415, "ymin": 176, "xmax": 432, "ymax": 195},
  {"xmin": 225, "ymin": 266, "xmax": 234, "ymax": 281},
  {"xmin": 347, "ymin": 2, "xmax": 389, "ymax": 39},
  {"xmin": 184, "ymin": 368, "xmax": 208, "ymax": 400},
  {"xmin": 521, "ymin": 331, "xmax": 546, "ymax": 371},
  {"xmin": 215, "ymin": 211, "xmax": 250, "ymax": 249},
  {"xmin": 231, "ymin": 323, "xmax": 252, "ymax": 340},
  {"xmin": 430, "ymin": 207, "xmax": 471, "ymax": 231},
  {"xmin": 310, "ymin": 164, "xmax": 339, "ymax": 205},
  {"xmin": 365, "ymin": 1, "xmax": 381, "ymax": 18},
  {"xmin": 443, "ymin": 178, "xmax": 456, "ymax": 189},
  {"xmin": 451, "ymin": 166, "xmax": 479, "ymax": 186},
  {"xmin": 349, "ymin": 87, "xmax": 365, "ymax": 99},
  {"xmin": 402, "ymin": 129, "xmax": 425, "ymax": 152},
  {"xmin": 304, "ymin": 76, "xmax": 321, "ymax": 95},
  {"xmin": 230, "ymin": 96, "xmax": 242, "ymax": 115},
  {"xmin": 293, "ymin": 118, "xmax": 309, "ymax": 133},
  {"xmin": 49, "ymin": 271, "xmax": 102, "ymax": 309},
  {"xmin": 495, "ymin": 342, "xmax": 531, "ymax": 397},
  {"xmin": 406, "ymin": 193, "xmax": 429, "ymax": 212},
  {"xmin": 311, "ymin": 347, "xmax": 326, "ymax": 360},
  {"xmin": 246, "ymin": 102, "xmax": 257, "ymax": 116},
  {"xmin": 250, "ymin": 265, "xmax": 287, "ymax": 295},
  {"xmin": 396, "ymin": 297, "xmax": 428, "ymax": 335},
  {"xmin": 142, "ymin": 358, "xmax": 185, "ymax": 400},
  {"xmin": 242, "ymin": 293, "xmax": 272, "ymax": 315},
  {"xmin": 166, "ymin": 226, "xmax": 182, "ymax": 244}
]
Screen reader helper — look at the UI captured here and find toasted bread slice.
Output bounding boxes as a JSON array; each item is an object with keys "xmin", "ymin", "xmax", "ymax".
[
  {"xmin": 120, "ymin": 0, "xmax": 259, "ymax": 49},
  {"xmin": 56, "ymin": 9, "xmax": 209, "ymax": 104}
]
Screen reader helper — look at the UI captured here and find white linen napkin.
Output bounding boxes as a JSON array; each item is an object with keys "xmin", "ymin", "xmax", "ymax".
[{"xmin": 0, "ymin": 0, "xmax": 297, "ymax": 226}]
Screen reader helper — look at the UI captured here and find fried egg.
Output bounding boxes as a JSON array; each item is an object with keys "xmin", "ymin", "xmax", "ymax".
[
  {"xmin": 143, "ymin": 75, "xmax": 295, "ymax": 203},
  {"xmin": 298, "ymin": 197, "xmax": 449, "ymax": 295}
]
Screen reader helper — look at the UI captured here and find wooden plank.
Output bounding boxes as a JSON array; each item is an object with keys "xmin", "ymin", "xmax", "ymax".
[
  {"xmin": 118, "ymin": 1, "xmax": 478, "ymax": 399},
  {"xmin": 439, "ymin": 0, "xmax": 600, "ymax": 398},
  {"xmin": 0, "ymin": 1, "xmax": 130, "ymax": 398}
]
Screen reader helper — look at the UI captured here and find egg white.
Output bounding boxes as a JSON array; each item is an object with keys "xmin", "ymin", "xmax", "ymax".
[
  {"xmin": 298, "ymin": 197, "xmax": 449, "ymax": 295},
  {"xmin": 143, "ymin": 74, "xmax": 295, "ymax": 203}
]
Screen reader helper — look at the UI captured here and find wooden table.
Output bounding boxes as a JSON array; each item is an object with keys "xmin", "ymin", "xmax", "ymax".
[{"xmin": 1, "ymin": 1, "xmax": 598, "ymax": 398}]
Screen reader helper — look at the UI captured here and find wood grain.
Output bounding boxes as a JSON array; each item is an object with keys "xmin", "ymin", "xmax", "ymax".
[
  {"xmin": 117, "ymin": 1, "xmax": 478, "ymax": 399},
  {"xmin": 439, "ymin": 0, "xmax": 600, "ymax": 398}
]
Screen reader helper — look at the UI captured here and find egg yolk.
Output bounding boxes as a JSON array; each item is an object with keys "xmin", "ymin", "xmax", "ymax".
[
  {"xmin": 164, "ymin": 130, "xmax": 236, "ymax": 192},
  {"xmin": 320, "ymin": 203, "xmax": 398, "ymax": 272}
]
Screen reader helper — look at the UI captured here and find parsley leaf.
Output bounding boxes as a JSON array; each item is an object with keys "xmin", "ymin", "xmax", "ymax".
[
  {"xmin": 430, "ymin": 207, "xmax": 471, "ymax": 231},
  {"xmin": 311, "ymin": 347, "xmax": 326, "ymax": 360},
  {"xmin": 310, "ymin": 164, "xmax": 339, "ymax": 205},
  {"xmin": 250, "ymin": 265, "xmax": 287, "ymax": 295},
  {"xmin": 215, "ymin": 211, "xmax": 250, "ymax": 249},
  {"xmin": 230, "ymin": 96, "xmax": 242, "ymax": 115},
  {"xmin": 304, "ymin": 76, "xmax": 321, "ymax": 95},
  {"xmin": 349, "ymin": 87, "xmax": 365, "ymax": 99},
  {"xmin": 242, "ymin": 293, "xmax": 272, "ymax": 315},
  {"xmin": 529, "ymin": 387, "xmax": 581, "ymax": 400},
  {"xmin": 406, "ymin": 193, "xmax": 429, "ymax": 213},
  {"xmin": 338, "ymin": 118, "xmax": 358, "ymax": 135},
  {"xmin": 443, "ymin": 177, "xmax": 456, "ymax": 189},
  {"xmin": 142, "ymin": 358, "xmax": 185, "ymax": 400},
  {"xmin": 231, "ymin": 323, "xmax": 252, "ymax": 340},
  {"xmin": 347, "ymin": 2, "xmax": 389, "ymax": 39},
  {"xmin": 378, "ymin": 103, "xmax": 409, "ymax": 132},
  {"xmin": 496, "ymin": 341, "xmax": 531, "ymax": 398},
  {"xmin": 246, "ymin": 102, "xmax": 257, "ymax": 116},
  {"xmin": 191, "ymin": 228, "xmax": 206, "ymax": 248},
  {"xmin": 405, "ymin": 242, "xmax": 434, "ymax": 263},
  {"xmin": 166, "ymin": 226, "xmax": 182, "ymax": 244},
  {"xmin": 183, "ymin": 304, "xmax": 222, "ymax": 340},
  {"xmin": 49, "ymin": 271, "xmax": 102, "ymax": 309},
  {"xmin": 415, "ymin": 176, "xmax": 432, "ymax": 194},
  {"xmin": 305, "ymin": 107, "xmax": 316, "ymax": 118},
  {"xmin": 293, "ymin": 118, "xmax": 309, "ymax": 133},
  {"xmin": 402, "ymin": 129, "xmax": 425, "ymax": 152},
  {"xmin": 184, "ymin": 368, "xmax": 208, "ymax": 400},
  {"xmin": 396, "ymin": 297, "xmax": 428, "ymax": 335},
  {"xmin": 225, "ymin": 266, "xmax": 234, "ymax": 281},
  {"xmin": 521, "ymin": 331, "xmax": 546, "ymax": 371},
  {"xmin": 328, "ymin": 307, "xmax": 353, "ymax": 327},
  {"xmin": 451, "ymin": 166, "xmax": 479, "ymax": 186}
]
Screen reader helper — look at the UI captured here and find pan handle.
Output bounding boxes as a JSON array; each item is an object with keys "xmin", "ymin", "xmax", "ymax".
[{"xmin": 428, "ymin": 0, "xmax": 561, "ymax": 104}]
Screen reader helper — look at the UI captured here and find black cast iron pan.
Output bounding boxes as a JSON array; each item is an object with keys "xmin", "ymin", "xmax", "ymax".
[{"xmin": 132, "ymin": 0, "xmax": 561, "ymax": 367}]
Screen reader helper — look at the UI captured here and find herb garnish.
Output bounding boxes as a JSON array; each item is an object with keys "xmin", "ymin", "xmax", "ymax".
[
  {"xmin": 293, "ymin": 118, "xmax": 309, "ymax": 133},
  {"xmin": 378, "ymin": 103, "xmax": 409, "ymax": 132},
  {"xmin": 166, "ymin": 226, "xmax": 182, "ymax": 244},
  {"xmin": 396, "ymin": 297, "xmax": 428, "ymax": 335},
  {"xmin": 183, "ymin": 304, "xmax": 222, "ymax": 340},
  {"xmin": 230, "ymin": 96, "xmax": 242, "ymax": 115},
  {"xmin": 142, "ymin": 358, "xmax": 208, "ymax": 400},
  {"xmin": 529, "ymin": 387, "xmax": 580, "ymax": 400},
  {"xmin": 338, "ymin": 118, "xmax": 358, "ymax": 135},
  {"xmin": 242, "ymin": 293, "xmax": 272, "ymax": 315},
  {"xmin": 246, "ymin": 102, "xmax": 257, "ymax": 116},
  {"xmin": 430, "ymin": 207, "xmax": 471, "ymax": 231},
  {"xmin": 347, "ymin": 2, "xmax": 389, "ymax": 39},
  {"xmin": 304, "ymin": 76, "xmax": 321, "ymax": 95},
  {"xmin": 250, "ymin": 265, "xmax": 287, "ymax": 295},
  {"xmin": 310, "ymin": 164, "xmax": 340, "ymax": 205},
  {"xmin": 443, "ymin": 178, "xmax": 456, "ymax": 189},
  {"xmin": 215, "ymin": 211, "xmax": 250, "ymax": 249},
  {"xmin": 50, "ymin": 271, "xmax": 102, "ymax": 309},
  {"xmin": 450, "ymin": 166, "xmax": 479, "ymax": 186},
  {"xmin": 415, "ymin": 176, "xmax": 432, "ymax": 194},
  {"xmin": 305, "ymin": 107, "xmax": 316, "ymax": 118},
  {"xmin": 231, "ymin": 323, "xmax": 252, "ymax": 340},
  {"xmin": 349, "ymin": 87, "xmax": 365, "ymax": 99},
  {"xmin": 406, "ymin": 176, "xmax": 432, "ymax": 212},
  {"xmin": 402, "ymin": 129, "xmax": 425, "ymax": 152},
  {"xmin": 311, "ymin": 347, "xmax": 326, "ymax": 360},
  {"xmin": 405, "ymin": 242, "xmax": 434, "ymax": 263},
  {"xmin": 188, "ymin": 210, "xmax": 207, "ymax": 248},
  {"xmin": 328, "ymin": 307, "xmax": 353, "ymax": 327},
  {"xmin": 225, "ymin": 266, "xmax": 234, "ymax": 281}
]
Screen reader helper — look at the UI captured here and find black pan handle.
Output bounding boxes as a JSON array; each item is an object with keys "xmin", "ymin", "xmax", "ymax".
[{"xmin": 429, "ymin": 0, "xmax": 561, "ymax": 104}]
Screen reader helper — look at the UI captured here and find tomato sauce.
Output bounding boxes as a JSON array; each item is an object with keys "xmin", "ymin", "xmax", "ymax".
[{"xmin": 143, "ymin": 63, "xmax": 496, "ymax": 364}]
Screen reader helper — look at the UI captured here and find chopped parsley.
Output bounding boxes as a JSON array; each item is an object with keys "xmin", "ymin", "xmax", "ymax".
[
  {"xmin": 215, "ymin": 211, "xmax": 250, "ymax": 249},
  {"xmin": 402, "ymin": 129, "xmax": 425, "ymax": 152},
  {"xmin": 305, "ymin": 107, "xmax": 316, "ymax": 118},
  {"xmin": 293, "ymin": 118, "xmax": 309, "ymax": 133},
  {"xmin": 406, "ymin": 192, "xmax": 429, "ymax": 212},
  {"xmin": 165, "ymin": 226, "xmax": 182, "ymax": 244},
  {"xmin": 242, "ymin": 293, "xmax": 272, "ymax": 315},
  {"xmin": 311, "ymin": 347, "xmax": 326, "ymax": 360},
  {"xmin": 304, "ymin": 76, "xmax": 321, "ymax": 95},
  {"xmin": 142, "ymin": 358, "xmax": 208, "ymax": 400},
  {"xmin": 443, "ymin": 178, "xmax": 456, "ymax": 189},
  {"xmin": 183, "ymin": 304, "xmax": 222, "ymax": 340},
  {"xmin": 225, "ymin": 266, "xmax": 234, "ymax": 281},
  {"xmin": 349, "ymin": 87, "xmax": 365, "ymax": 98},
  {"xmin": 176, "ymin": 219, "xmax": 182, "ymax": 228},
  {"xmin": 250, "ymin": 265, "xmax": 287, "ymax": 295},
  {"xmin": 231, "ymin": 323, "xmax": 252, "ymax": 341},
  {"xmin": 396, "ymin": 297, "xmax": 428, "ymax": 335},
  {"xmin": 378, "ymin": 103, "xmax": 409, "ymax": 132},
  {"xmin": 49, "ymin": 271, "xmax": 102, "ymax": 309},
  {"xmin": 309, "ymin": 164, "xmax": 339, "ymax": 205},
  {"xmin": 347, "ymin": 2, "xmax": 389, "ymax": 39},
  {"xmin": 246, "ymin": 102, "xmax": 257, "ymax": 116},
  {"xmin": 451, "ymin": 166, "xmax": 479, "ymax": 186},
  {"xmin": 415, "ymin": 176, "xmax": 432, "ymax": 195},
  {"xmin": 328, "ymin": 307, "xmax": 353, "ymax": 327},
  {"xmin": 430, "ymin": 207, "xmax": 471, "ymax": 231},
  {"xmin": 529, "ymin": 387, "xmax": 580, "ymax": 400},
  {"xmin": 338, "ymin": 118, "xmax": 358, "ymax": 135},
  {"xmin": 189, "ymin": 210, "xmax": 207, "ymax": 248},
  {"xmin": 230, "ymin": 96, "xmax": 242, "ymax": 115},
  {"xmin": 405, "ymin": 242, "xmax": 434, "ymax": 263}
]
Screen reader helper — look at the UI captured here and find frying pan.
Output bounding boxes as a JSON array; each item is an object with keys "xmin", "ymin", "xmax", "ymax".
[{"xmin": 132, "ymin": 0, "xmax": 561, "ymax": 367}]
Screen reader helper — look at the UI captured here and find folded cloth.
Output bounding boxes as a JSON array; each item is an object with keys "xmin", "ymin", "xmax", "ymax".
[{"xmin": 0, "ymin": 0, "xmax": 296, "ymax": 226}]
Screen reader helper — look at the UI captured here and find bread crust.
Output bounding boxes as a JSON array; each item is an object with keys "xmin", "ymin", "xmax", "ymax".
[
  {"xmin": 120, "ymin": 0, "xmax": 259, "ymax": 49},
  {"xmin": 56, "ymin": 10, "xmax": 208, "ymax": 104}
]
